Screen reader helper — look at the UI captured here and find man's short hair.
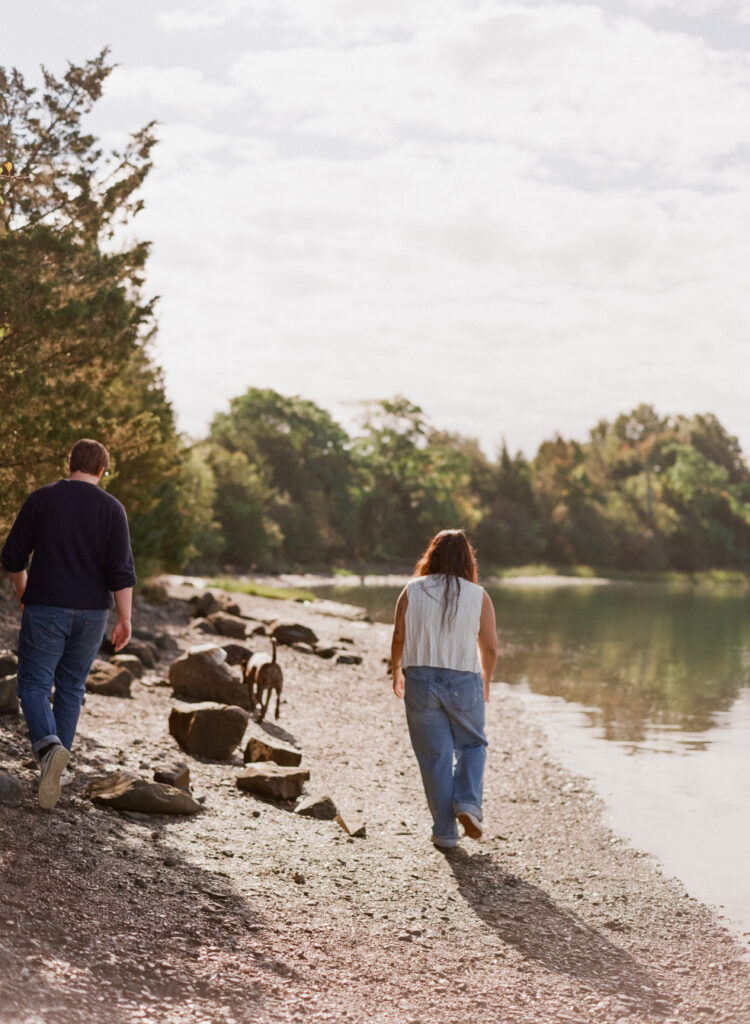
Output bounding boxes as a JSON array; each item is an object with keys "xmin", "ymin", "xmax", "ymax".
[{"xmin": 68, "ymin": 439, "xmax": 110, "ymax": 476}]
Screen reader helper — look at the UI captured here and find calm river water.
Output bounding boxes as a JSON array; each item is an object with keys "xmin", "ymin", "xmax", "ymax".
[{"xmin": 315, "ymin": 581, "xmax": 750, "ymax": 940}]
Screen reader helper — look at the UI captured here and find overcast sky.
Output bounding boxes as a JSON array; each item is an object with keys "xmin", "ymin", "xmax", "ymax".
[{"xmin": 5, "ymin": 0, "xmax": 750, "ymax": 457}]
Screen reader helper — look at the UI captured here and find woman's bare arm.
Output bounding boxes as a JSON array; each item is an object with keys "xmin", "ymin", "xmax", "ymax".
[
  {"xmin": 478, "ymin": 589, "xmax": 498, "ymax": 702},
  {"xmin": 390, "ymin": 587, "xmax": 408, "ymax": 698}
]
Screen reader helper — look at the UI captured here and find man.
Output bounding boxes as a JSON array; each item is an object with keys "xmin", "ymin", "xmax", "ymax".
[{"xmin": 1, "ymin": 439, "xmax": 136, "ymax": 809}]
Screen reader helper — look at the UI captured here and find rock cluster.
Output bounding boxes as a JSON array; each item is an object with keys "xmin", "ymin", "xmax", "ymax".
[{"xmin": 169, "ymin": 644, "xmax": 250, "ymax": 709}]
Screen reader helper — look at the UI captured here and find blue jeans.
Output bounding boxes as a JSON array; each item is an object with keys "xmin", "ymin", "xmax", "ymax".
[
  {"xmin": 17, "ymin": 605, "xmax": 109, "ymax": 756},
  {"xmin": 404, "ymin": 666, "xmax": 487, "ymax": 846}
]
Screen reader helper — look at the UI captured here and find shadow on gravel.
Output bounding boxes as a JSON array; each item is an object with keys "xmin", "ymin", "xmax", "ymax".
[
  {"xmin": 0, "ymin": 737, "xmax": 297, "ymax": 1024},
  {"xmin": 446, "ymin": 849, "xmax": 672, "ymax": 1017},
  {"xmin": 254, "ymin": 719, "xmax": 301, "ymax": 748}
]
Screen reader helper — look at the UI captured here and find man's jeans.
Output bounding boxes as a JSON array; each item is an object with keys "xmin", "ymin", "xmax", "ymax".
[
  {"xmin": 404, "ymin": 665, "xmax": 487, "ymax": 846},
  {"xmin": 17, "ymin": 605, "xmax": 108, "ymax": 756}
]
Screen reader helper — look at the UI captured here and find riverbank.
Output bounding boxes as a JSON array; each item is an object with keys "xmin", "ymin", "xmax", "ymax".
[{"xmin": 1, "ymin": 578, "xmax": 749, "ymax": 1023}]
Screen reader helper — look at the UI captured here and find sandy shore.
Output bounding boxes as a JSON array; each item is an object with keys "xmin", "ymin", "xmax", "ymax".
[{"xmin": 1, "ymin": 580, "xmax": 748, "ymax": 1024}]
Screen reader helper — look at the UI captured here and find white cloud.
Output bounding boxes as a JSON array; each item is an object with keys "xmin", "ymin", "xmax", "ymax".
[{"xmin": 89, "ymin": 0, "xmax": 750, "ymax": 454}]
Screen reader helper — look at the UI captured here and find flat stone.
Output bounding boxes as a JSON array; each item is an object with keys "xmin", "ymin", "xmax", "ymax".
[
  {"xmin": 169, "ymin": 644, "xmax": 251, "ymax": 709},
  {"xmin": 169, "ymin": 701, "xmax": 250, "ymax": 760},
  {"xmin": 0, "ymin": 770, "xmax": 22, "ymax": 805},
  {"xmin": 192, "ymin": 617, "xmax": 217, "ymax": 634},
  {"xmin": 291, "ymin": 642, "xmax": 315, "ymax": 654},
  {"xmin": 86, "ymin": 660, "xmax": 133, "ymax": 698},
  {"xmin": 243, "ymin": 731, "xmax": 302, "ymax": 767},
  {"xmin": 295, "ymin": 795, "xmax": 338, "ymax": 820},
  {"xmin": 335, "ymin": 653, "xmax": 362, "ymax": 665},
  {"xmin": 88, "ymin": 771, "xmax": 201, "ymax": 815},
  {"xmin": 270, "ymin": 622, "xmax": 318, "ymax": 647},
  {"xmin": 207, "ymin": 612, "xmax": 248, "ymax": 639},
  {"xmin": 335, "ymin": 811, "xmax": 367, "ymax": 838},
  {"xmin": 314, "ymin": 646, "xmax": 338, "ymax": 660},
  {"xmin": 236, "ymin": 763, "xmax": 310, "ymax": 801},
  {"xmin": 0, "ymin": 675, "xmax": 19, "ymax": 715},
  {"xmin": 152, "ymin": 761, "xmax": 191, "ymax": 792},
  {"xmin": 111, "ymin": 654, "xmax": 144, "ymax": 679}
]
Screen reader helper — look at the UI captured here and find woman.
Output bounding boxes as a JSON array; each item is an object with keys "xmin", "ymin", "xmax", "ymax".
[{"xmin": 391, "ymin": 529, "xmax": 498, "ymax": 849}]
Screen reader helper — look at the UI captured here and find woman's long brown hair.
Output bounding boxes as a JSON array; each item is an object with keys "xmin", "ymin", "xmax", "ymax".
[{"xmin": 413, "ymin": 529, "xmax": 478, "ymax": 621}]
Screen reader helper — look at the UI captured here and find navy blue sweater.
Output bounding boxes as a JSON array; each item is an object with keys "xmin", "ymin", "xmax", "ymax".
[{"xmin": 1, "ymin": 479, "xmax": 137, "ymax": 610}]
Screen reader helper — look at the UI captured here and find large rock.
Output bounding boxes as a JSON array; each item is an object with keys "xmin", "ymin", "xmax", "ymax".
[
  {"xmin": 243, "ymin": 731, "xmax": 302, "ymax": 767},
  {"xmin": 169, "ymin": 644, "xmax": 250, "ymax": 709},
  {"xmin": 122, "ymin": 639, "xmax": 158, "ymax": 668},
  {"xmin": 86, "ymin": 660, "xmax": 133, "ymax": 698},
  {"xmin": 222, "ymin": 643, "xmax": 253, "ymax": 667},
  {"xmin": 207, "ymin": 612, "xmax": 248, "ymax": 639},
  {"xmin": 169, "ymin": 701, "xmax": 249, "ymax": 760},
  {"xmin": 0, "ymin": 651, "xmax": 18, "ymax": 678},
  {"xmin": 295, "ymin": 795, "xmax": 338, "ymax": 820},
  {"xmin": 0, "ymin": 675, "xmax": 19, "ymax": 715},
  {"xmin": 236, "ymin": 764, "xmax": 310, "ymax": 800},
  {"xmin": 152, "ymin": 761, "xmax": 190, "ymax": 792},
  {"xmin": 270, "ymin": 622, "xmax": 318, "ymax": 647},
  {"xmin": 0, "ymin": 770, "xmax": 22, "ymax": 805},
  {"xmin": 88, "ymin": 771, "xmax": 201, "ymax": 815},
  {"xmin": 111, "ymin": 654, "xmax": 144, "ymax": 679},
  {"xmin": 191, "ymin": 591, "xmax": 222, "ymax": 618},
  {"xmin": 192, "ymin": 618, "xmax": 218, "ymax": 634}
]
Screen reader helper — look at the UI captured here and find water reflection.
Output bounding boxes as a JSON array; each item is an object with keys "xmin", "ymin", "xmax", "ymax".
[{"xmin": 316, "ymin": 583, "xmax": 750, "ymax": 743}]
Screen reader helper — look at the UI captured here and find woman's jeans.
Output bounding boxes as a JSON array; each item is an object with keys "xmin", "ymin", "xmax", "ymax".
[
  {"xmin": 404, "ymin": 666, "xmax": 487, "ymax": 847},
  {"xmin": 17, "ymin": 605, "xmax": 109, "ymax": 756}
]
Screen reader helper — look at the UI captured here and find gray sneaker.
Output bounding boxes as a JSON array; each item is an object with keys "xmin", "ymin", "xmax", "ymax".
[
  {"xmin": 457, "ymin": 811, "xmax": 483, "ymax": 841},
  {"xmin": 38, "ymin": 745, "xmax": 70, "ymax": 809}
]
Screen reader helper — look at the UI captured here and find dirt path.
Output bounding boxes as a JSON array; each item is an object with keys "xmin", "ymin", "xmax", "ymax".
[{"xmin": 1, "ymin": 581, "xmax": 748, "ymax": 1024}]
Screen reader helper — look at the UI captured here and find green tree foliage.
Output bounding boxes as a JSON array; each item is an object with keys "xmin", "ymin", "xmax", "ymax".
[
  {"xmin": 208, "ymin": 389, "xmax": 356, "ymax": 567},
  {"xmin": 190, "ymin": 393, "xmax": 750, "ymax": 574},
  {"xmin": 0, "ymin": 52, "xmax": 190, "ymax": 570},
  {"xmin": 353, "ymin": 397, "xmax": 480, "ymax": 561}
]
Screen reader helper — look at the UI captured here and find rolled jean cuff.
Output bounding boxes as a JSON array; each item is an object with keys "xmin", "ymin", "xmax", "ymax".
[
  {"xmin": 32, "ymin": 735, "xmax": 62, "ymax": 758},
  {"xmin": 454, "ymin": 801, "xmax": 482, "ymax": 820}
]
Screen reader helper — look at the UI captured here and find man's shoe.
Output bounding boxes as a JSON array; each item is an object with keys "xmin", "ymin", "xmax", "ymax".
[
  {"xmin": 457, "ymin": 811, "xmax": 483, "ymax": 841},
  {"xmin": 38, "ymin": 745, "xmax": 70, "ymax": 809}
]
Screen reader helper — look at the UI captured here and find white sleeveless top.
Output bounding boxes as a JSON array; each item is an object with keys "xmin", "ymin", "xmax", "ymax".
[{"xmin": 402, "ymin": 574, "xmax": 484, "ymax": 673}]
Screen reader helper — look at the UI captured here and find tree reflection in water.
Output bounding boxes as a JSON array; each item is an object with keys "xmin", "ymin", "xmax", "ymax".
[{"xmin": 319, "ymin": 582, "xmax": 750, "ymax": 743}]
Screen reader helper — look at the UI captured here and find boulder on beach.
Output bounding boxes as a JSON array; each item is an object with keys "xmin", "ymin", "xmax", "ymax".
[
  {"xmin": 0, "ymin": 770, "xmax": 22, "ymax": 805},
  {"xmin": 190, "ymin": 591, "xmax": 222, "ymax": 618},
  {"xmin": 236, "ymin": 763, "xmax": 310, "ymax": 800},
  {"xmin": 121, "ymin": 638, "xmax": 158, "ymax": 668},
  {"xmin": 111, "ymin": 653, "xmax": 144, "ymax": 679},
  {"xmin": 0, "ymin": 652, "xmax": 18, "ymax": 678},
  {"xmin": 244, "ymin": 730, "xmax": 302, "ymax": 767},
  {"xmin": 168, "ymin": 644, "xmax": 251, "ymax": 709},
  {"xmin": 192, "ymin": 618, "xmax": 218, "ymax": 634},
  {"xmin": 295, "ymin": 795, "xmax": 338, "ymax": 820},
  {"xmin": 270, "ymin": 622, "xmax": 318, "ymax": 647},
  {"xmin": 86, "ymin": 660, "xmax": 133, "ymax": 698},
  {"xmin": 0, "ymin": 675, "xmax": 19, "ymax": 715},
  {"xmin": 207, "ymin": 612, "xmax": 248, "ymax": 639},
  {"xmin": 222, "ymin": 642, "xmax": 253, "ymax": 666},
  {"xmin": 88, "ymin": 771, "xmax": 201, "ymax": 815},
  {"xmin": 169, "ymin": 701, "xmax": 249, "ymax": 760},
  {"xmin": 153, "ymin": 761, "xmax": 191, "ymax": 792}
]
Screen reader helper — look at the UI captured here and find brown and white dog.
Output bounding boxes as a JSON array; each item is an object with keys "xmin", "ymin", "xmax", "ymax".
[{"xmin": 244, "ymin": 640, "xmax": 283, "ymax": 721}]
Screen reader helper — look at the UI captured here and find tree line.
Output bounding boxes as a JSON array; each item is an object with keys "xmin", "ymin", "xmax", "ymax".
[{"xmin": 3, "ymin": 54, "xmax": 749, "ymax": 577}]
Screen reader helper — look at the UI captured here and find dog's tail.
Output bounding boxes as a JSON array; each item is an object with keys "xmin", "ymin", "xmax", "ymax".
[{"xmin": 271, "ymin": 638, "xmax": 277, "ymax": 664}]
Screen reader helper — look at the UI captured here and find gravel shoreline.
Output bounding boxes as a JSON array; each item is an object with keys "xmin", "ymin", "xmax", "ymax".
[{"xmin": 1, "ymin": 580, "xmax": 749, "ymax": 1023}]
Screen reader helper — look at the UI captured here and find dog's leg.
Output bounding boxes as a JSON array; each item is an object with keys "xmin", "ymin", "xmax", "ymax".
[{"xmin": 274, "ymin": 685, "xmax": 281, "ymax": 720}]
